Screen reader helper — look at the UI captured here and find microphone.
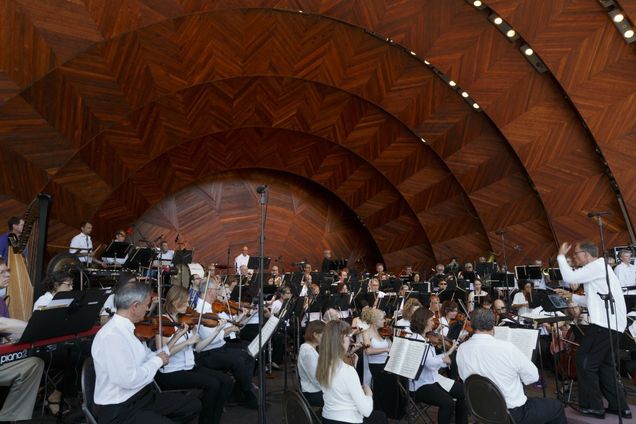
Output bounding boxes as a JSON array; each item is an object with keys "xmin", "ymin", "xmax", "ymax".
[
  {"xmin": 175, "ymin": 233, "xmax": 179, "ymax": 243},
  {"xmin": 256, "ymin": 185, "xmax": 268, "ymax": 194},
  {"xmin": 587, "ymin": 211, "xmax": 610, "ymax": 218},
  {"xmin": 495, "ymin": 229, "xmax": 506, "ymax": 235}
]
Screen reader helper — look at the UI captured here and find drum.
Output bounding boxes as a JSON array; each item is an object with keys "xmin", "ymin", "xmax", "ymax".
[{"xmin": 172, "ymin": 262, "xmax": 205, "ymax": 288}]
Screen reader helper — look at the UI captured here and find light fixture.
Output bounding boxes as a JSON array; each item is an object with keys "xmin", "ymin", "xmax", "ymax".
[
  {"xmin": 488, "ymin": 13, "xmax": 520, "ymax": 41},
  {"xmin": 519, "ymin": 44, "xmax": 547, "ymax": 73},
  {"xmin": 424, "ymin": 60, "xmax": 430, "ymax": 65},
  {"xmin": 607, "ymin": 7, "xmax": 636, "ymax": 44},
  {"xmin": 461, "ymin": 91, "xmax": 469, "ymax": 98},
  {"xmin": 465, "ymin": 0, "xmax": 486, "ymax": 10},
  {"xmin": 410, "ymin": 50, "xmax": 417, "ymax": 56},
  {"xmin": 421, "ymin": 137, "xmax": 427, "ymax": 144},
  {"xmin": 472, "ymin": 103, "xmax": 480, "ymax": 109},
  {"xmin": 449, "ymin": 80, "xmax": 457, "ymax": 87}
]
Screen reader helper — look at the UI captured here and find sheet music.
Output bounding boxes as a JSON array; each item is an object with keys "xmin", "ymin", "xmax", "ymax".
[
  {"xmin": 493, "ymin": 327, "xmax": 538, "ymax": 360},
  {"xmin": 247, "ymin": 316, "xmax": 280, "ymax": 358},
  {"xmin": 437, "ymin": 374, "xmax": 455, "ymax": 393},
  {"xmin": 384, "ymin": 336, "xmax": 427, "ymax": 379}
]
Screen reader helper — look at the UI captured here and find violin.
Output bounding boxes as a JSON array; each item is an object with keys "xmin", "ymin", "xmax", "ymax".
[
  {"xmin": 426, "ymin": 331, "xmax": 454, "ymax": 351},
  {"xmin": 181, "ymin": 307, "xmax": 241, "ymax": 327},
  {"xmin": 212, "ymin": 300, "xmax": 249, "ymax": 315},
  {"xmin": 134, "ymin": 317, "xmax": 188, "ymax": 340}
]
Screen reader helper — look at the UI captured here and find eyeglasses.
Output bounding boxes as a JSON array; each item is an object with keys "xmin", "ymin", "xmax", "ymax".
[{"xmin": 573, "ymin": 251, "xmax": 585, "ymax": 255}]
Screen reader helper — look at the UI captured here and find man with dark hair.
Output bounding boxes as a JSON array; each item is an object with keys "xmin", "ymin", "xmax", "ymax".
[
  {"xmin": 69, "ymin": 221, "xmax": 93, "ymax": 264},
  {"xmin": 0, "ymin": 216, "xmax": 24, "ymax": 262},
  {"xmin": 456, "ymin": 308, "xmax": 566, "ymax": 424},
  {"xmin": 556, "ymin": 241, "xmax": 629, "ymax": 419},
  {"xmin": 91, "ymin": 281, "xmax": 201, "ymax": 423}
]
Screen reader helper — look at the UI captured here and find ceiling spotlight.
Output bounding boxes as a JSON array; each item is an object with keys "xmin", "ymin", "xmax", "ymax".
[
  {"xmin": 506, "ymin": 29, "xmax": 516, "ymax": 38},
  {"xmin": 461, "ymin": 91, "xmax": 469, "ymax": 98},
  {"xmin": 494, "ymin": 17, "xmax": 503, "ymax": 25},
  {"xmin": 472, "ymin": 103, "xmax": 480, "ymax": 109},
  {"xmin": 608, "ymin": 8, "xmax": 636, "ymax": 44},
  {"xmin": 519, "ymin": 44, "xmax": 548, "ymax": 73},
  {"xmin": 410, "ymin": 51, "xmax": 417, "ymax": 56},
  {"xmin": 424, "ymin": 60, "xmax": 430, "ymax": 65},
  {"xmin": 449, "ymin": 80, "xmax": 457, "ymax": 87},
  {"xmin": 473, "ymin": 0, "xmax": 482, "ymax": 6},
  {"xmin": 524, "ymin": 48, "xmax": 534, "ymax": 56},
  {"xmin": 613, "ymin": 13, "xmax": 624, "ymax": 22},
  {"xmin": 421, "ymin": 137, "xmax": 427, "ymax": 143},
  {"xmin": 626, "ymin": 29, "xmax": 635, "ymax": 38},
  {"xmin": 465, "ymin": 0, "xmax": 486, "ymax": 9}
]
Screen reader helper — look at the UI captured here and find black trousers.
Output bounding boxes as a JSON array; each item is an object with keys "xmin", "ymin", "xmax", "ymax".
[
  {"xmin": 508, "ymin": 397, "xmax": 567, "ymax": 424},
  {"xmin": 412, "ymin": 382, "xmax": 467, "ymax": 424},
  {"xmin": 96, "ymin": 385, "xmax": 201, "ymax": 424},
  {"xmin": 303, "ymin": 391, "xmax": 324, "ymax": 407},
  {"xmin": 154, "ymin": 367, "xmax": 233, "ymax": 424},
  {"xmin": 195, "ymin": 346, "xmax": 255, "ymax": 394},
  {"xmin": 368, "ymin": 363, "xmax": 404, "ymax": 419},
  {"xmin": 576, "ymin": 324, "xmax": 627, "ymax": 410},
  {"xmin": 322, "ymin": 410, "xmax": 387, "ymax": 424}
]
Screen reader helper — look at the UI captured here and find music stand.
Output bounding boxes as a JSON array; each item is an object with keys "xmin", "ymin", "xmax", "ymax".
[
  {"xmin": 475, "ymin": 262, "xmax": 494, "ymax": 277},
  {"xmin": 247, "ymin": 256, "xmax": 270, "ymax": 270},
  {"xmin": 123, "ymin": 247, "xmax": 156, "ymax": 270},
  {"xmin": 173, "ymin": 249, "xmax": 193, "ymax": 265},
  {"xmin": 20, "ymin": 289, "xmax": 110, "ymax": 343},
  {"xmin": 102, "ymin": 241, "xmax": 131, "ymax": 262},
  {"xmin": 515, "ymin": 265, "xmax": 529, "ymax": 280},
  {"xmin": 537, "ymin": 291, "xmax": 569, "ymax": 312},
  {"xmin": 439, "ymin": 288, "xmax": 467, "ymax": 304},
  {"xmin": 527, "ymin": 265, "xmax": 542, "ymax": 280}
]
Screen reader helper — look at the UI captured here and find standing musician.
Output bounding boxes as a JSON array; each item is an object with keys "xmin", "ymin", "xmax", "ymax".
[
  {"xmin": 234, "ymin": 245, "xmax": 250, "ymax": 274},
  {"xmin": 155, "ymin": 286, "xmax": 233, "ymax": 424},
  {"xmin": 102, "ymin": 230, "xmax": 128, "ymax": 266},
  {"xmin": 614, "ymin": 249, "xmax": 636, "ymax": 288},
  {"xmin": 457, "ymin": 308, "xmax": 566, "ymax": 424},
  {"xmin": 409, "ymin": 307, "xmax": 466, "ymax": 424},
  {"xmin": 69, "ymin": 221, "xmax": 93, "ymax": 265},
  {"xmin": 0, "ymin": 216, "xmax": 25, "ymax": 262},
  {"xmin": 156, "ymin": 241, "xmax": 174, "ymax": 266},
  {"xmin": 556, "ymin": 241, "xmax": 630, "ymax": 419},
  {"xmin": 316, "ymin": 320, "xmax": 388, "ymax": 424},
  {"xmin": 91, "ymin": 281, "xmax": 201, "ymax": 424},
  {"xmin": 195, "ymin": 281, "xmax": 259, "ymax": 409},
  {"xmin": 0, "ymin": 260, "xmax": 45, "ymax": 422}
]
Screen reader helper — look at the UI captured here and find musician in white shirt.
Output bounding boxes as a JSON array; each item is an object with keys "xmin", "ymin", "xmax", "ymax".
[
  {"xmin": 194, "ymin": 281, "xmax": 258, "ymax": 409},
  {"xmin": 33, "ymin": 271, "xmax": 73, "ymax": 310},
  {"xmin": 298, "ymin": 320, "xmax": 326, "ymax": 407},
  {"xmin": 155, "ymin": 241, "xmax": 174, "ymax": 266},
  {"xmin": 234, "ymin": 245, "xmax": 250, "ymax": 274},
  {"xmin": 91, "ymin": 281, "xmax": 201, "ymax": 424},
  {"xmin": 556, "ymin": 241, "xmax": 630, "ymax": 418},
  {"xmin": 316, "ymin": 320, "xmax": 387, "ymax": 424},
  {"xmin": 0, "ymin": 260, "xmax": 44, "ymax": 422},
  {"xmin": 69, "ymin": 221, "xmax": 93, "ymax": 264},
  {"xmin": 613, "ymin": 249, "xmax": 636, "ymax": 288},
  {"xmin": 456, "ymin": 308, "xmax": 566, "ymax": 424},
  {"xmin": 408, "ymin": 307, "xmax": 466, "ymax": 424}
]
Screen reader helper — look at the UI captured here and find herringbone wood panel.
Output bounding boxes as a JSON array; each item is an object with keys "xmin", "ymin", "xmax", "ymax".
[{"xmin": 0, "ymin": 0, "xmax": 632, "ymax": 270}]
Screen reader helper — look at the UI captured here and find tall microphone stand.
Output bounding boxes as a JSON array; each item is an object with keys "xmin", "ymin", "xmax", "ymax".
[
  {"xmin": 256, "ymin": 185, "xmax": 268, "ymax": 424},
  {"xmin": 497, "ymin": 230, "xmax": 512, "ymax": 305},
  {"xmin": 592, "ymin": 212, "xmax": 624, "ymax": 423}
]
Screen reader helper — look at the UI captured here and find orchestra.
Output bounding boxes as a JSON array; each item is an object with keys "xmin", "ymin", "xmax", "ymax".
[{"xmin": 2, "ymin": 213, "xmax": 636, "ymax": 424}]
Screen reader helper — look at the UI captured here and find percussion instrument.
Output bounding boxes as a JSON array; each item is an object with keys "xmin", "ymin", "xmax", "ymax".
[{"xmin": 173, "ymin": 262, "xmax": 205, "ymax": 287}]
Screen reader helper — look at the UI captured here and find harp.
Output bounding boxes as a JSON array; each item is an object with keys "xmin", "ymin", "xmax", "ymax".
[{"xmin": 7, "ymin": 194, "xmax": 52, "ymax": 320}]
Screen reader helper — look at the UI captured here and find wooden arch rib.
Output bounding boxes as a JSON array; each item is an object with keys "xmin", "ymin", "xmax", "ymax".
[
  {"xmin": 95, "ymin": 128, "xmax": 434, "ymax": 270},
  {"xmin": 1, "ymin": 8, "xmax": 555, "ymax": 263},
  {"xmin": 485, "ymin": 0, "xmax": 636, "ymax": 234}
]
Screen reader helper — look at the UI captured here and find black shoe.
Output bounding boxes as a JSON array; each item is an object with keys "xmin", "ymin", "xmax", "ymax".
[
  {"xmin": 605, "ymin": 407, "xmax": 632, "ymax": 418},
  {"xmin": 577, "ymin": 407, "xmax": 605, "ymax": 419}
]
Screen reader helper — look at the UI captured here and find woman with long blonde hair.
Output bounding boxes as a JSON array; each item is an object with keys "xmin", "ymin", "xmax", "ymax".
[{"xmin": 316, "ymin": 320, "xmax": 387, "ymax": 424}]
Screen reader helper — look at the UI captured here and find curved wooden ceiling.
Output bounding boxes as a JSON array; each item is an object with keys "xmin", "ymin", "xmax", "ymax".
[{"xmin": 0, "ymin": 0, "xmax": 633, "ymax": 269}]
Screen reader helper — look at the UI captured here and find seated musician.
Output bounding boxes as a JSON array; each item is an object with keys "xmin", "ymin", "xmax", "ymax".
[
  {"xmin": 436, "ymin": 278, "xmax": 448, "ymax": 294},
  {"xmin": 374, "ymin": 263, "xmax": 389, "ymax": 283},
  {"xmin": 194, "ymin": 280, "xmax": 258, "ymax": 409},
  {"xmin": 481, "ymin": 295, "xmax": 493, "ymax": 310},
  {"xmin": 430, "ymin": 264, "xmax": 446, "ymax": 287},
  {"xmin": 267, "ymin": 265, "xmax": 281, "ymax": 286},
  {"xmin": 270, "ymin": 286, "xmax": 291, "ymax": 316},
  {"xmin": 298, "ymin": 320, "xmax": 326, "ymax": 407},
  {"xmin": 32, "ymin": 271, "xmax": 78, "ymax": 415},
  {"xmin": 395, "ymin": 297, "xmax": 422, "ymax": 335},
  {"xmin": 512, "ymin": 280, "xmax": 533, "ymax": 316},
  {"xmin": 91, "ymin": 280, "xmax": 201, "ymax": 424},
  {"xmin": 69, "ymin": 221, "xmax": 93, "ymax": 265},
  {"xmin": 408, "ymin": 307, "xmax": 466, "ymax": 424},
  {"xmin": 0, "ymin": 260, "xmax": 45, "ymax": 422},
  {"xmin": 155, "ymin": 240, "xmax": 174, "ymax": 266},
  {"xmin": 156, "ymin": 286, "xmax": 233, "ymax": 424},
  {"xmin": 33, "ymin": 271, "xmax": 73, "ymax": 310},
  {"xmin": 323, "ymin": 308, "xmax": 340, "ymax": 322},
  {"xmin": 456, "ymin": 308, "xmax": 566, "ymax": 424},
  {"xmin": 316, "ymin": 320, "xmax": 388, "ymax": 424},
  {"xmin": 429, "ymin": 294, "xmax": 441, "ymax": 317},
  {"xmin": 438, "ymin": 300, "xmax": 460, "ymax": 339},
  {"xmin": 467, "ymin": 278, "xmax": 487, "ymax": 312}
]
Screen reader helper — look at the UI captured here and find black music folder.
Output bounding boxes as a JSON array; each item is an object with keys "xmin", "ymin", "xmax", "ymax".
[
  {"xmin": 20, "ymin": 289, "xmax": 111, "ymax": 343},
  {"xmin": 247, "ymin": 256, "xmax": 271, "ymax": 270}
]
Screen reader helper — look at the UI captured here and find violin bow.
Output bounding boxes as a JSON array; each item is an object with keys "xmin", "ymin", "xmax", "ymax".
[{"xmin": 196, "ymin": 273, "xmax": 212, "ymax": 334}]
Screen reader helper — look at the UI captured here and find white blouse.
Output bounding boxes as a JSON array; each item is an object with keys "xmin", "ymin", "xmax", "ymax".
[{"xmin": 297, "ymin": 343, "xmax": 321, "ymax": 393}]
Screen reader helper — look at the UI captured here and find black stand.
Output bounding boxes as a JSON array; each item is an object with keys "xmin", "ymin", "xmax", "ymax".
[
  {"xmin": 497, "ymin": 229, "xmax": 512, "ymax": 306},
  {"xmin": 593, "ymin": 212, "xmax": 624, "ymax": 423},
  {"xmin": 256, "ymin": 185, "xmax": 268, "ymax": 424}
]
